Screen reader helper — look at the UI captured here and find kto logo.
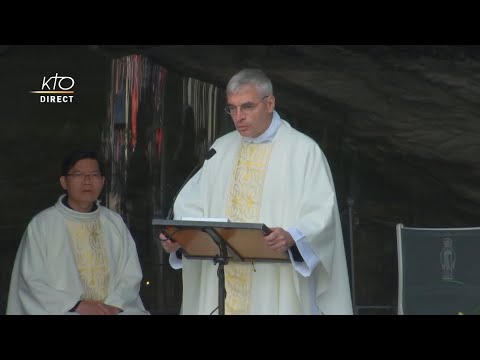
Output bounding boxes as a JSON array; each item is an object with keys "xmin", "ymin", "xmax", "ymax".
[{"xmin": 30, "ymin": 73, "xmax": 75, "ymax": 103}]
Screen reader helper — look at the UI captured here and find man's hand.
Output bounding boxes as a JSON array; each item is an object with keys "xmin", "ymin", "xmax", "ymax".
[
  {"xmin": 75, "ymin": 300, "xmax": 122, "ymax": 315},
  {"xmin": 264, "ymin": 227, "xmax": 295, "ymax": 253},
  {"xmin": 159, "ymin": 232, "xmax": 181, "ymax": 253}
]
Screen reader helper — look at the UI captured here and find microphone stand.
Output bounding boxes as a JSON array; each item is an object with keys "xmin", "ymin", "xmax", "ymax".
[
  {"xmin": 166, "ymin": 148, "xmax": 217, "ymax": 260},
  {"xmin": 166, "ymin": 162, "xmax": 203, "ymax": 220},
  {"xmin": 166, "ymin": 148, "xmax": 216, "ymax": 220}
]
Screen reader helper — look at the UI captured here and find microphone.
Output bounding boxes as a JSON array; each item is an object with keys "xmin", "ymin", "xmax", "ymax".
[{"xmin": 166, "ymin": 148, "xmax": 216, "ymax": 220}]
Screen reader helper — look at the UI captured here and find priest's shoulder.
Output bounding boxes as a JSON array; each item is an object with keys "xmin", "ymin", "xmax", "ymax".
[
  {"xmin": 280, "ymin": 122, "xmax": 323, "ymax": 152},
  {"xmin": 98, "ymin": 205, "xmax": 129, "ymax": 225},
  {"xmin": 29, "ymin": 204, "xmax": 61, "ymax": 223},
  {"xmin": 214, "ymin": 130, "xmax": 241, "ymax": 147}
]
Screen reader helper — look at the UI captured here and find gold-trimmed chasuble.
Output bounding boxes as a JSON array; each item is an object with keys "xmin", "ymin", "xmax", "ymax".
[
  {"xmin": 224, "ymin": 141, "xmax": 273, "ymax": 315},
  {"xmin": 65, "ymin": 217, "xmax": 110, "ymax": 302}
]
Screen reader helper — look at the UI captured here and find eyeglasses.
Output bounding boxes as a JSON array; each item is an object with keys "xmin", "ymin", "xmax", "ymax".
[
  {"xmin": 67, "ymin": 172, "xmax": 103, "ymax": 182},
  {"xmin": 224, "ymin": 95, "xmax": 269, "ymax": 116}
]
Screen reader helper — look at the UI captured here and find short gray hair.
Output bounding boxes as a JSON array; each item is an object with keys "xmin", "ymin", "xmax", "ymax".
[{"xmin": 226, "ymin": 68, "xmax": 273, "ymax": 97}]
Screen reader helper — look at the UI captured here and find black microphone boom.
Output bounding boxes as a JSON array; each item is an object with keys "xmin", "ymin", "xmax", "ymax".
[
  {"xmin": 166, "ymin": 148, "xmax": 216, "ymax": 220},
  {"xmin": 205, "ymin": 148, "xmax": 216, "ymax": 160}
]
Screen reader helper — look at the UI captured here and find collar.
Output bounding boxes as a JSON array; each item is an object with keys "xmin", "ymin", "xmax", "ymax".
[
  {"xmin": 243, "ymin": 110, "xmax": 282, "ymax": 144},
  {"xmin": 62, "ymin": 194, "xmax": 98, "ymax": 212},
  {"xmin": 55, "ymin": 194, "xmax": 101, "ymax": 222}
]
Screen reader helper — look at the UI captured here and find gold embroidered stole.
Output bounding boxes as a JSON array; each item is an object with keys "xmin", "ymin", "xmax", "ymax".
[
  {"xmin": 65, "ymin": 217, "xmax": 110, "ymax": 302},
  {"xmin": 224, "ymin": 141, "xmax": 273, "ymax": 314}
]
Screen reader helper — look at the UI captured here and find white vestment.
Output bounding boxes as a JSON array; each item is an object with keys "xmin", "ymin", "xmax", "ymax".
[
  {"xmin": 7, "ymin": 195, "xmax": 149, "ymax": 315},
  {"xmin": 173, "ymin": 118, "xmax": 353, "ymax": 315}
]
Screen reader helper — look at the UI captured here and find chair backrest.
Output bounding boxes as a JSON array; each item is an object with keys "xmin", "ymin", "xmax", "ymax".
[{"xmin": 397, "ymin": 223, "xmax": 480, "ymax": 315}]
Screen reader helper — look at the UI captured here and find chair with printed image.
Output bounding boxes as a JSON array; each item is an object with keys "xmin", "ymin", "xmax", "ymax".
[{"xmin": 397, "ymin": 223, "xmax": 480, "ymax": 315}]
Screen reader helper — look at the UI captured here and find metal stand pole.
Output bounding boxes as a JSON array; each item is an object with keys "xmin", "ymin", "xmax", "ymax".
[{"xmin": 204, "ymin": 228, "xmax": 229, "ymax": 315}]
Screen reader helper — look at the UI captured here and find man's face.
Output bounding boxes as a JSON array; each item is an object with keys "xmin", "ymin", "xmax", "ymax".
[
  {"xmin": 226, "ymin": 84, "xmax": 275, "ymax": 138},
  {"xmin": 60, "ymin": 158, "xmax": 105, "ymax": 212}
]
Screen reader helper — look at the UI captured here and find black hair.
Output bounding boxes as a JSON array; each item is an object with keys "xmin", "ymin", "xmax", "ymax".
[{"xmin": 61, "ymin": 150, "xmax": 105, "ymax": 176}]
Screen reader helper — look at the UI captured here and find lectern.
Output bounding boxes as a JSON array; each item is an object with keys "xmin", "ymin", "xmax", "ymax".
[{"xmin": 152, "ymin": 219, "xmax": 289, "ymax": 315}]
